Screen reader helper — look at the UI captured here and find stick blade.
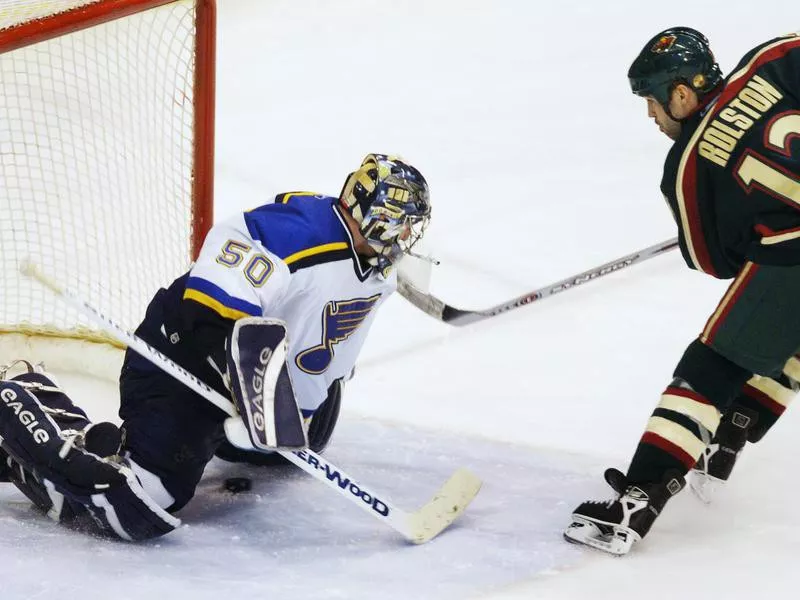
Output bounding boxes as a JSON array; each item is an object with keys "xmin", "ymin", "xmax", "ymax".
[
  {"xmin": 396, "ymin": 275, "xmax": 446, "ymax": 320},
  {"xmin": 405, "ymin": 467, "xmax": 482, "ymax": 544},
  {"xmin": 19, "ymin": 258, "xmax": 41, "ymax": 279}
]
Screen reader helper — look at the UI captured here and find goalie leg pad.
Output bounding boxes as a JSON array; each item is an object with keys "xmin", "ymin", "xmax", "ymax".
[
  {"xmin": 226, "ymin": 317, "xmax": 307, "ymax": 451},
  {"xmin": 0, "ymin": 379, "xmax": 179, "ymax": 540}
]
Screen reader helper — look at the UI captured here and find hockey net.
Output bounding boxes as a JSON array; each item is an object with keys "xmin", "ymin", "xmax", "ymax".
[{"xmin": 0, "ymin": 0, "xmax": 215, "ymax": 379}]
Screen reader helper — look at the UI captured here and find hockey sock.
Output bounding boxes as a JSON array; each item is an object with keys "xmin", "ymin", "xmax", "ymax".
[
  {"xmin": 735, "ymin": 371, "xmax": 796, "ymax": 442},
  {"xmin": 627, "ymin": 383, "xmax": 721, "ymax": 482},
  {"xmin": 627, "ymin": 339, "xmax": 751, "ymax": 483}
]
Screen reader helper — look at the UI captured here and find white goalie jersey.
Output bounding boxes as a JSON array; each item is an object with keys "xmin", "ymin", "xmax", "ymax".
[{"xmin": 184, "ymin": 193, "xmax": 395, "ymax": 416}]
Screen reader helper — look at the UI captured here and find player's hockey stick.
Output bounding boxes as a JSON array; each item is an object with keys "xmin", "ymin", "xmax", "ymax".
[
  {"xmin": 398, "ymin": 237, "xmax": 679, "ymax": 326},
  {"xmin": 21, "ymin": 262, "xmax": 482, "ymax": 544}
]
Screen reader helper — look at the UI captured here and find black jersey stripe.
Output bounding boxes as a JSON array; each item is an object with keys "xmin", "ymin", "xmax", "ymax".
[{"xmin": 286, "ymin": 248, "xmax": 354, "ymax": 273}]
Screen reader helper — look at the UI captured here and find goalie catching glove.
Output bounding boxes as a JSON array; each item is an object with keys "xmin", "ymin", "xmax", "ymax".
[{"xmin": 223, "ymin": 317, "xmax": 308, "ymax": 452}]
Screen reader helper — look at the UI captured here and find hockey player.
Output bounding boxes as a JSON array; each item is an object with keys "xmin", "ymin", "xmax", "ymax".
[
  {"xmin": 564, "ymin": 28, "xmax": 800, "ymax": 555},
  {"xmin": 0, "ymin": 153, "xmax": 431, "ymax": 540}
]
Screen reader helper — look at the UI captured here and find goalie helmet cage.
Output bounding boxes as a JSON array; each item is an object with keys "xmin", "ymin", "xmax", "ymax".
[{"xmin": 0, "ymin": 0, "xmax": 215, "ymax": 378}]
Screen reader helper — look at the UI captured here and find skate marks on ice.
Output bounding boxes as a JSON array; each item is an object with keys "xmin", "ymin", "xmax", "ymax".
[{"xmin": 0, "ymin": 418, "xmax": 597, "ymax": 600}]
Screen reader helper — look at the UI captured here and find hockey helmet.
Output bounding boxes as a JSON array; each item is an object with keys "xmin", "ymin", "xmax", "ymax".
[
  {"xmin": 340, "ymin": 153, "xmax": 431, "ymax": 275},
  {"xmin": 628, "ymin": 27, "xmax": 723, "ymax": 110}
]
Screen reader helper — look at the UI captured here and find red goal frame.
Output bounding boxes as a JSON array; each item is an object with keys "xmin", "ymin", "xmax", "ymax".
[{"xmin": 0, "ymin": 0, "xmax": 216, "ymax": 259}]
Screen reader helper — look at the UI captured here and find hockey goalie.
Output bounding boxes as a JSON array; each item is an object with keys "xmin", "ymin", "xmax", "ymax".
[{"xmin": 0, "ymin": 153, "xmax": 432, "ymax": 540}]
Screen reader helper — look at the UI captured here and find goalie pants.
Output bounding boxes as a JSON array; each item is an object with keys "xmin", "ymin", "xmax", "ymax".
[
  {"xmin": 119, "ymin": 350, "xmax": 228, "ymax": 512},
  {"xmin": 117, "ymin": 276, "xmax": 234, "ymax": 513}
]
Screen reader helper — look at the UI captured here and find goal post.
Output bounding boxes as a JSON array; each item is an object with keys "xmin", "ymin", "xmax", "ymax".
[{"xmin": 0, "ymin": 0, "xmax": 216, "ymax": 379}]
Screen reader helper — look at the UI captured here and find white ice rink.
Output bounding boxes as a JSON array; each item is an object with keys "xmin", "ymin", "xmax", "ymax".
[{"xmin": 2, "ymin": 1, "xmax": 800, "ymax": 598}]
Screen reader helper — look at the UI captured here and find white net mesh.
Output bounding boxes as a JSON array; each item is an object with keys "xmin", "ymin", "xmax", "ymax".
[{"xmin": 0, "ymin": 0, "xmax": 204, "ymax": 355}]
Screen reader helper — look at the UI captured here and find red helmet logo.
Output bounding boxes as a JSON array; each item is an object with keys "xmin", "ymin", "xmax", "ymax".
[{"xmin": 651, "ymin": 34, "xmax": 677, "ymax": 53}]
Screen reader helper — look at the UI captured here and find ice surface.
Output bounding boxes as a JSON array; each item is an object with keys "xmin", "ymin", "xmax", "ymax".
[
  {"xmin": 0, "ymin": 409, "xmax": 598, "ymax": 600},
  {"xmin": 3, "ymin": 0, "xmax": 799, "ymax": 598}
]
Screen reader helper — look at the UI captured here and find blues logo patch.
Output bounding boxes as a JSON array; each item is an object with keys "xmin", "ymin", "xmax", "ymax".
[{"xmin": 296, "ymin": 295, "xmax": 381, "ymax": 374}]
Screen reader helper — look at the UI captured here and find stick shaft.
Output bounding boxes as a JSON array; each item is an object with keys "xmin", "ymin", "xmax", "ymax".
[{"xmin": 398, "ymin": 237, "xmax": 679, "ymax": 326}]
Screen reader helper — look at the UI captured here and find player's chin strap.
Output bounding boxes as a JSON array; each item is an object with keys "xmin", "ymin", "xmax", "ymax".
[{"xmin": 22, "ymin": 261, "xmax": 482, "ymax": 545}]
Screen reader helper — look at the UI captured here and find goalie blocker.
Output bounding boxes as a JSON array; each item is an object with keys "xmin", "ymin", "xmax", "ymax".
[
  {"xmin": 216, "ymin": 377, "xmax": 342, "ymax": 465},
  {"xmin": 223, "ymin": 317, "xmax": 308, "ymax": 452}
]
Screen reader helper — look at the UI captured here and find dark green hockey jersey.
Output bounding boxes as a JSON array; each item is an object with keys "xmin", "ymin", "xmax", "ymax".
[{"xmin": 661, "ymin": 33, "xmax": 800, "ymax": 279}]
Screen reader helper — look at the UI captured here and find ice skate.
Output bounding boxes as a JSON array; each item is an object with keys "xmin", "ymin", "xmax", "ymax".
[
  {"xmin": 690, "ymin": 407, "xmax": 756, "ymax": 503},
  {"xmin": 564, "ymin": 469, "xmax": 685, "ymax": 556}
]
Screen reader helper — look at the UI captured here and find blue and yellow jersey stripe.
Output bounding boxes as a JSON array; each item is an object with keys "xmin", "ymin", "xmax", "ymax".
[
  {"xmin": 183, "ymin": 276, "xmax": 261, "ymax": 320},
  {"xmin": 244, "ymin": 193, "xmax": 354, "ymax": 273},
  {"xmin": 283, "ymin": 241, "xmax": 349, "ymax": 267},
  {"xmin": 274, "ymin": 191, "xmax": 319, "ymax": 204}
]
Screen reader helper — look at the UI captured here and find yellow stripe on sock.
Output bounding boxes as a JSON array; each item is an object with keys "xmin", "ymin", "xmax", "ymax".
[
  {"xmin": 659, "ymin": 392, "xmax": 721, "ymax": 434},
  {"xmin": 646, "ymin": 415, "xmax": 706, "ymax": 459},
  {"xmin": 782, "ymin": 356, "xmax": 800, "ymax": 384},
  {"xmin": 748, "ymin": 375, "xmax": 795, "ymax": 408}
]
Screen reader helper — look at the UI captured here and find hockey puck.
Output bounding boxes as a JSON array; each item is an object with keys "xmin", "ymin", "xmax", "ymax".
[{"xmin": 224, "ymin": 477, "xmax": 252, "ymax": 493}]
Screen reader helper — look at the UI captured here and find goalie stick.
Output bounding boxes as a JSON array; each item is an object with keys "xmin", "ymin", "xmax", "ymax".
[
  {"xmin": 21, "ymin": 262, "xmax": 482, "ymax": 544},
  {"xmin": 398, "ymin": 237, "xmax": 679, "ymax": 326}
]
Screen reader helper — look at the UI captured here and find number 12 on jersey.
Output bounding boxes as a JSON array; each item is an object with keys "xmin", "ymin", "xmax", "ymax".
[{"xmin": 735, "ymin": 112, "xmax": 800, "ymax": 208}]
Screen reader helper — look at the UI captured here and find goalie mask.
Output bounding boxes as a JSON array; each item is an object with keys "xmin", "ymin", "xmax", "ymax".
[{"xmin": 340, "ymin": 154, "xmax": 431, "ymax": 275}]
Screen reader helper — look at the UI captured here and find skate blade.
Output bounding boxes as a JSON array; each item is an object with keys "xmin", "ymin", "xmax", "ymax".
[
  {"xmin": 689, "ymin": 470, "xmax": 725, "ymax": 505},
  {"xmin": 563, "ymin": 516, "xmax": 637, "ymax": 556}
]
